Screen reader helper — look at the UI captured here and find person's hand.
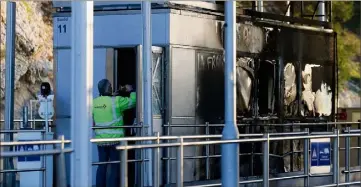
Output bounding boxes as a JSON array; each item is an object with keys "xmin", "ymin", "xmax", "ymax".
[{"xmin": 125, "ymin": 84, "xmax": 133, "ymax": 92}]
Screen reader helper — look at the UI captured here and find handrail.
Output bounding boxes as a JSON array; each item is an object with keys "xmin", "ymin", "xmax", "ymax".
[
  {"xmin": 1, "ymin": 121, "xmax": 360, "ymax": 186},
  {"xmin": 162, "ymin": 121, "xmax": 361, "ymax": 127},
  {"xmin": 90, "ymin": 132, "xmax": 309, "ymax": 143},
  {"xmin": 114, "ymin": 133, "xmax": 355, "ymax": 150},
  {"xmin": 2, "ymin": 120, "xmax": 358, "ymax": 126},
  {"xmin": 0, "ymin": 119, "xmax": 54, "ymax": 122},
  {"xmin": 0, "ymin": 129, "xmax": 46, "ymax": 133},
  {"xmin": 0, "ymin": 140, "xmax": 71, "ymax": 146},
  {"xmin": 0, "ymin": 168, "xmax": 46, "ymax": 173},
  {"xmin": 1, "ymin": 148, "xmax": 73, "ymax": 158},
  {"xmin": 92, "ymin": 125, "xmax": 145, "ymax": 129},
  {"xmin": 91, "ymin": 131, "xmax": 356, "ymax": 145},
  {"xmin": 113, "ymin": 128, "xmax": 361, "ymax": 187}
]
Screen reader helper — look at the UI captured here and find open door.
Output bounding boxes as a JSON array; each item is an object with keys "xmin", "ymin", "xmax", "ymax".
[{"xmin": 113, "ymin": 45, "xmax": 164, "ymax": 186}]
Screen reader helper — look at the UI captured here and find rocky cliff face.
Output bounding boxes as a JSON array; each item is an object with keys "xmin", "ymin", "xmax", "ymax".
[{"xmin": 0, "ymin": 1, "xmax": 53, "ymax": 121}]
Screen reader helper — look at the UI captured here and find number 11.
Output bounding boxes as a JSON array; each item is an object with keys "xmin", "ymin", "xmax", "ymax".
[{"xmin": 58, "ymin": 24, "xmax": 67, "ymax": 33}]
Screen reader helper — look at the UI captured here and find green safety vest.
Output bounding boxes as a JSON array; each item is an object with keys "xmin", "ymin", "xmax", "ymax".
[{"xmin": 92, "ymin": 92, "xmax": 136, "ymax": 141}]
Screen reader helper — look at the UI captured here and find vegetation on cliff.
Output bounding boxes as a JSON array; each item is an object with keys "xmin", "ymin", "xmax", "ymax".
[{"xmin": 0, "ymin": 1, "xmax": 53, "ymax": 119}]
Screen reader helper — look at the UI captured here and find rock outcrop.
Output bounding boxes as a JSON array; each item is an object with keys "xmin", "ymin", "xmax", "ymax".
[{"xmin": 0, "ymin": 1, "xmax": 53, "ymax": 121}]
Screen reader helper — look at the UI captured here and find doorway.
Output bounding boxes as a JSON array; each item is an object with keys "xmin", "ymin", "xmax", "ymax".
[
  {"xmin": 115, "ymin": 48, "xmax": 136, "ymax": 91},
  {"xmin": 113, "ymin": 46, "xmax": 165, "ymax": 186},
  {"xmin": 115, "ymin": 48, "xmax": 137, "ymax": 129},
  {"xmin": 115, "ymin": 47, "xmax": 137, "ymax": 186}
]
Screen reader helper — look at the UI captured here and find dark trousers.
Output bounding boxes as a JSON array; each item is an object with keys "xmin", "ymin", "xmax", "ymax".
[{"xmin": 96, "ymin": 145, "xmax": 120, "ymax": 187}]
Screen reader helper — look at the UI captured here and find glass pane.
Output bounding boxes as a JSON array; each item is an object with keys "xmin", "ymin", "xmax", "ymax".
[{"xmin": 152, "ymin": 52, "xmax": 162, "ymax": 115}]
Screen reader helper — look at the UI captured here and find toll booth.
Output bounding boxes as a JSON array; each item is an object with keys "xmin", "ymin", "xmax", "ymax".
[
  {"xmin": 53, "ymin": 2, "xmax": 262, "ymax": 186},
  {"xmin": 53, "ymin": 1, "xmax": 336, "ymax": 186}
]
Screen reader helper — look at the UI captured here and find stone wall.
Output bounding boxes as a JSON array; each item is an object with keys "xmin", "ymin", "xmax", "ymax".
[{"xmin": 0, "ymin": 1, "xmax": 53, "ymax": 121}]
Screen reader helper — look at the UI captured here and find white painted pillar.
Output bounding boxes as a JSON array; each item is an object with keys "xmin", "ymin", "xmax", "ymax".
[{"xmin": 70, "ymin": 1, "xmax": 94, "ymax": 186}]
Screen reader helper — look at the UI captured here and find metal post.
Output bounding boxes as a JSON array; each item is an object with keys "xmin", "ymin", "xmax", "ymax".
[
  {"xmin": 358, "ymin": 123, "xmax": 361, "ymax": 166},
  {"xmin": 165, "ymin": 122, "xmax": 171, "ymax": 184},
  {"xmin": 153, "ymin": 132, "xmax": 160, "ymax": 187},
  {"xmin": 286, "ymin": 1, "xmax": 291, "ymax": 17},
  {"xmin": 176, "ymin": 138, "xmax": 184, "ymax": 187},
  {"xmin": 359, "ymin": 3, "xmax": 361, "ymax": 181},
  {"xmin": 22, "ymin": 106, "xmax": 29, "ymax": 128},
  {"xmin": 3, "ymin": 2, "xmax": 16, "ymax": 187},
  {"xmin": 345, "ymin": 126, "xmax": 351, "ymax": 186},
  {"xmin": 303, "ymin": 128, "xmax": 309, "ymax": 187},
  {"xmin": 263, "ymin": 134, "xmax": 269, "ymax": 187},
  {"xmin": 142, "ymin": 1, "xmax": 153, "ymax": 186},
  {"xmin": 318, "ymin": 1, "xmax": 326, "ymax": 22},
  {"xmin": 357, "ymin": 120, "xmax": 361, "ymax": 169},
  {"xmin": 45, "ymin": 132, "xmax": 55, "ymax": 187},
  {"xmin": 121, "ymin": 141, "xmax": 128, "ymax": 187},
  {"xmin": 45, "ymin": 96, "xmax": 49, "ymax": 132},
  {"xmin": 206, "ymin": 122, "xmax": 210, "ymax": 180},
  {"xmin": 135, "ymin": 45, "xmax": 144, "ymax": 187},
  {"xmin": 332, "ymin": 129, "xmax": 339, "ymax": 185},
  {"xmin": 221, "ymin": 1, "xmax": 239, "ymax": 187},
  {"xmin": 57, "ymin": 135, "xmax": 67, "ymax": 187},
  {"xmin": 70, "ymin": 1, "xmax": 94, "ymax": 187},
  {"xmin": 255, "ymin": 0, "xmax": 263, "ymax": 13}
]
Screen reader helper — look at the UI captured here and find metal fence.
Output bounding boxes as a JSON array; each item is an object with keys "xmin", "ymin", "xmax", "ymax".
[
  {"xmin": 0, "ymin": 119, "xmax": 70, "ymax": 187},
  {"xmin": 91, "ymin": 122, "xmax": 361, "ymax": 187},
  {"xmin": 1, "ymin": 121, "xmax": 361, "ymax": 187}
]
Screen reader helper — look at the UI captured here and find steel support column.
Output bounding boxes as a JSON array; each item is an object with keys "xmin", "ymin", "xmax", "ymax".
[
  {"xmin": 318, "ymin": 1, "xmax": 326, "ymax": 21},
  {"xmin": 70, "ymin": 1, "xmax": 94, "ymax": 186},
  {"xmin": 3, "ymin": 2, "xmax": 16, "ymax": 187},
  {"xmin": 221, "ymin": 1, "xmax": 239, "ymax": 187},
  {"xmin": 142, "ymin": 1, "xmax": 153, "ymax": 186},
  {"xmin": 255, "ymin": 0, "xmax": 263, "ymax": 13},
  {"xmin": 286, "ymin": 1, "xmax": 291, "ymax": 17}
]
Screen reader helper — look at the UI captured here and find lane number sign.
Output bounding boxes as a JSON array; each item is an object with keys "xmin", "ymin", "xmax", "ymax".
[
  {"xmin": 58, "ymin": 24, "xmax": 67, "ymax": 33},
  {"xmin": 56, "ymin": 17, "xmax": 69, "ymax": 34}
]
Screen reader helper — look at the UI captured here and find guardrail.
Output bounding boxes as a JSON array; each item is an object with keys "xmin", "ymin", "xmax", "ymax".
[
  {"xmin": 0, "ymin": 131, "xmax": 72, "ymax": 187},
  {"xmin": 162, "ymin": 121, "xmax": 361, "ymax": 179},
  {"xmin": 1, "ymin": 121, "xmax": 360, "ymax": 187},
  {"xmin": 89, "ymin": 123, "xmax": 361, "ymax": 187}
]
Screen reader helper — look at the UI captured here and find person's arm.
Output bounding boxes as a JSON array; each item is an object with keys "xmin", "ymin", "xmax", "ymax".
[{"xmin": 116, "ymin": 92, "xmax": 136, "ymax": 112}]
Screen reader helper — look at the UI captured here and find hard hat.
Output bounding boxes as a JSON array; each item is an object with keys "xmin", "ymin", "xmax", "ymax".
[
  {"xmin": 40, "ymin": 82, "xmax": 51, "ymax": 97},
  {"xmin": 98, "ymin": 79, "xmax": 112, "ymax": 96}
]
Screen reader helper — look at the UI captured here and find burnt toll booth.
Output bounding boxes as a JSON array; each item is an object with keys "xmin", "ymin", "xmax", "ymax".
[{"xmin": 52, "ymin": 1, "xmax": 336, "ymax": 186}]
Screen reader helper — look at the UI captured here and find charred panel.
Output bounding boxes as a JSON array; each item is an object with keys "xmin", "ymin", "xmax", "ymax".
[
  {"xmin": 272, "ymin": 28, "xmax": 336, "ymax": 120},
  {"xmin": 196, "ymin": 51, "xmax": 225, "ymax": 122},
  {"xmin": 258, "ymin": 60, "xmax": 276, "ymax": 116},
  {"xmin": 196, "ymin": 51, "xmax": 255, "ymax": 120}
]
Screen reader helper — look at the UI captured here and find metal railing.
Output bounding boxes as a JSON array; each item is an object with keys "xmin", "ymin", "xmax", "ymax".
[
  {"xmin": 161, "ymin": 122, "xmax": 361, "ymax": 180},
  {"xmin": 89, "ymin": 123, "xmax": 361, "ymax": 187},
  {"xmin": 0, "ymin": 119, "xmax": 54, "ymax": 131},
  {"xmin": 1, "ymin": 121, "xmax": 360, "ymax": 187},
  {"xmin": 0, "ymin": 128, "xmax": 72, "ymax": 187}
]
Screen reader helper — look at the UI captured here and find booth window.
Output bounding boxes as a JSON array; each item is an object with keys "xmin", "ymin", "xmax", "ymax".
[{"xmin": 152, "ymin": 52, "xmax": 163, "ymax": 116}]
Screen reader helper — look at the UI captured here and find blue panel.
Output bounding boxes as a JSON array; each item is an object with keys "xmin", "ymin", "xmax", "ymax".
[
  {"xmin": 91, "ymin": 49, "xmax": 106, "ymax": 186},
  {"xmin": 55, "ymin": 49, "xmax": 107, "ymax": 186},
  {"xmin": 16, "ymin": 140, "xmax": 41, "ymax": 162},
  {"xmin": 311, "ymin": 141, "xmax": 331, "ymax": 167},
  {"xmin": 55, "ymin": 49, "xmax": 107, "ymax": 115},
  {"xmin": 318, "ymin": 142, "xmax": 331, "ymax": 166},
  {"xmin": 54, "ymin": 13, "xmax": 169, "ymax": 48},
  {"xmin": 56, "ymin": 49, "xmax": 71, "ymax": 116},
  {"xmin": 311, "ymin": 143, "xmax": 318, "ymax": 166}
]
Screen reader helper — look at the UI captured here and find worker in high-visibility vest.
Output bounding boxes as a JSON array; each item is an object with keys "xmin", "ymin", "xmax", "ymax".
[{"xmin": 92, "ymin": 79, "xmax": 136, "ymax": 187}]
